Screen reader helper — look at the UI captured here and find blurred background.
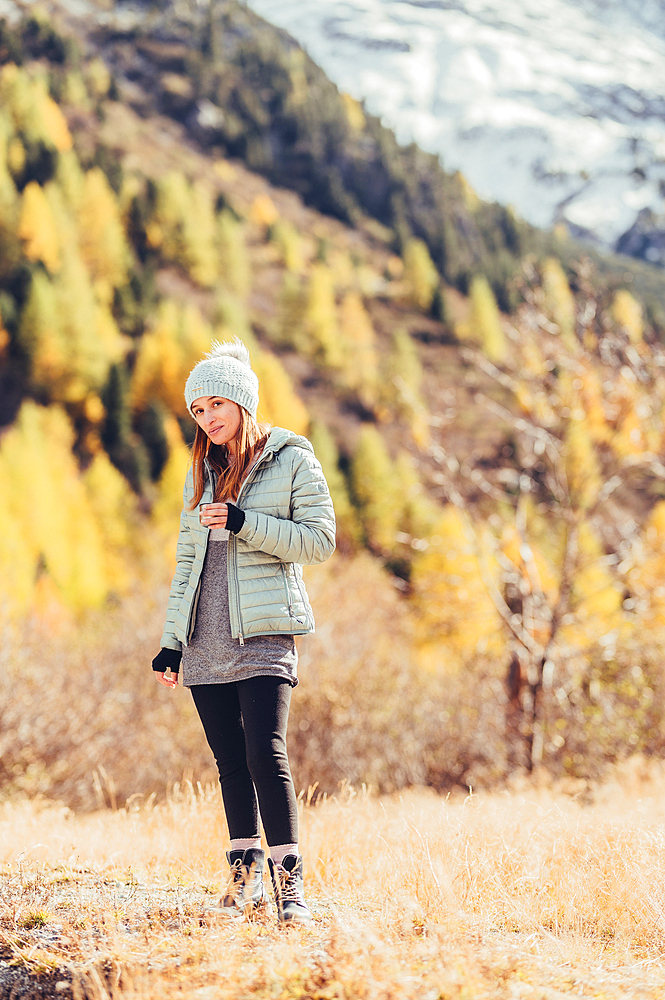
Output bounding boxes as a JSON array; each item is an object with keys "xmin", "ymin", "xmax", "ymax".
[{"xmin": 2, "ymin": 0, "xmax": 665, "ymax": 811}]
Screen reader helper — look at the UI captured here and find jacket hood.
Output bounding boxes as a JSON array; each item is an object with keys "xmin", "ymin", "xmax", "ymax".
[{"xmin": 263, "ymin": 426, "xmax": 314, "ymax": 457}]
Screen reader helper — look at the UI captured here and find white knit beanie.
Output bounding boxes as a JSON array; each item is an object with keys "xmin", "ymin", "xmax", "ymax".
[{"xmin": 184, "ymin": 338, "xmax": 259, "ymax": 419}]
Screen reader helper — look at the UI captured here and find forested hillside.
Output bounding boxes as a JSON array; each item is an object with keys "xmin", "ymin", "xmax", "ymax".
[{"xmin": 2, "ymin": 0, "xmax": 665, "ymax": 805}]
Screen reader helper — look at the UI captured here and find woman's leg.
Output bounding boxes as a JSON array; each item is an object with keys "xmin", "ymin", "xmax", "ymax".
[
  {"xmin": 190, "ymin": 683, "xmax": 260, "ymax": 840},
  {"xmin": 236, "ymin": 676, "xmax": 299, "ymax": 848}
]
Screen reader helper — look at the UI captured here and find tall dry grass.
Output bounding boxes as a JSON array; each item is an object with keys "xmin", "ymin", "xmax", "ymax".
[
  {"xmin": 0, "ymin": 554, "xmax": 507, "ymax": 811},
  {"xmin": 2, "ymin": 763, "xmax": 665, "ymax": 998}
]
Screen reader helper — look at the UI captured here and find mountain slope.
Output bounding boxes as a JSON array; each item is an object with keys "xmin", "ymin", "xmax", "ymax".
[{"xmin": 245, "ymin": 0, "xmax": 665, "ymax": 263}]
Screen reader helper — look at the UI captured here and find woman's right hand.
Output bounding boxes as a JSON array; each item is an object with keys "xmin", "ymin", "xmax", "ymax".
[
  {"xmin": 155, "ymin": 671, "xmax": 179, "ymax": 689},
  {"xmin": 152, "ymin": 647, "xmax": 182, "ymax": 689}
]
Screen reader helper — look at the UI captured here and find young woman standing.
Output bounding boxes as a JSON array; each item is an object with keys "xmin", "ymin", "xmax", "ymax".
[{"xmin": 151, "ymin": 339, "xmax": 336, "ymax": 924}]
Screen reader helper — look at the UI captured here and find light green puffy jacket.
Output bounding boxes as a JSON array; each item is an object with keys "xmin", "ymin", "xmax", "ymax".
[{"xmin": 160, "ymin": 427, "xmax": 336, "ymax": 651}]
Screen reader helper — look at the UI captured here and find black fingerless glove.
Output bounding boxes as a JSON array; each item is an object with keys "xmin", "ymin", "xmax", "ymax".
[
  {"xmin": 152, "ymin": 648, "xmax": 182, "ymax": 674},
  {"xmin": 226, "ymin": 502, "xmax": 246, "ymax": 534}
]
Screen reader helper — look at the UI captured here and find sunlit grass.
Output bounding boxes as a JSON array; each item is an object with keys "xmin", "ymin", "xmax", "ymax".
[{"xmin": 2, "ymin": 763, "xmax": 665, "ymax": 997}]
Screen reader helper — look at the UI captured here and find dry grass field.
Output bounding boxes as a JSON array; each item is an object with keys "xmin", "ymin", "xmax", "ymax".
[{"xmin": 3, "ymin": 763, "xmax": 665, "ymax": 999}]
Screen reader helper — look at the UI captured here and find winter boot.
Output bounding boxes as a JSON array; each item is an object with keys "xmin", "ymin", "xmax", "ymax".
[
  {"xmin": 268, "ymin": 854, "xmax": 313, "ymax": 924},
  {"xmin": 222, "ymin": 847, "xmax": 268, "ymax": 914}
]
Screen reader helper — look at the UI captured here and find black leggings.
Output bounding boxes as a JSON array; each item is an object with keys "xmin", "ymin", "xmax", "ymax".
[{"xmin": 190, "ymin": 676, "xmax": 298, "ymax": 846}]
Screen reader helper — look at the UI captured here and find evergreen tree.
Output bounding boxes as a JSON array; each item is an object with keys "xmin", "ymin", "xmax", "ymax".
[
  {"xmin": 101, "ymin": 364, "xmax": 148, "ymax": 492},
  {"xmin": 135, "ymin": 400, "xmax": 170, "ymax": 482}
]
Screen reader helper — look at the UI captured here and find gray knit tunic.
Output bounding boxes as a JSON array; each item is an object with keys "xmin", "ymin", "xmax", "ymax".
[{"xmin": 181, "ymin": 528, "xmax": 298, "ymax": 688}]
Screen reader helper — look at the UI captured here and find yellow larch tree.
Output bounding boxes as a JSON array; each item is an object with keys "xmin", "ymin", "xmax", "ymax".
[
  {"xmin": 77, "ymin": 167, "xmax": 130, "ymax": 302},
  {"xmin": 350, "ymin": 424, "xmax": 402, "ymax": 553},
  {"xmin": 612, "ymin": 289, "xmax": 643, "ymax": 344},
  {"xmin": 563, "ymin": 414, "xmax": 601, "ymax": 512},
  {"xmin": 410, "ymin": 507, "xmax": 504, "ymax": 670},
  {"xmin": 56, "ymin": 149, "xmax": 84, "ymax": 211},
  {"xmin": 270, "ymin": 218, "xmax": 304, "ymax": 273},
  {"xmin": 304, "ymin": 263, "xmax": 342, "ymax": 368},
  {"xmin": 542, "ymin": 257, "xmax": 576, "ymax": 346},
  {"xmin": 253, "ymin": 350, "xmax": 309, "ymax": 434},
  {"xmin": 338, "ymin": 291, "xmax": 379, "ymax": 408},
  {"xmin": 150, "ymin": 418, "xmax": 193, "ymax": 549},
  {"xmin": 309, "ymin": 420, "xmax": 362, "ymax": 549},
  {"xmin": 18, "ymin": 181, "xmax": 61, "ymax": 272},
  {"xmin": 402, "ymin": 237, "xmax": 438, "ymax": 312},
  {"xmin": 130, "ymin": 300, "xmax": 211, "ymax": 413},
  {"xmin": 0, "ymin": 64, "xmax": 72, "ymax": 152},
  {"xmin": 218, "ymin": 209, "xmax": 251, "ymax": 299},
  {"xmin": 468, "ymin": 274, "xmax": 507, "ymax": 364},
  {"xmin": 0, "ymin": 403, "xmax": 117, "ymax": 613},
  {"xmin": 382, "ymin": 328, "xmax": 429, "ymax": 447},
  {"xmin": 183, "ymin": 179, "xmax": 218, "ymax": 288},
  {"xmin": 628, "ymin": 501, "xmax": 665, "ymax": 631},
  {"xmin": 560, "ymin": 522, "xmax": 624, "ymax": 653}
]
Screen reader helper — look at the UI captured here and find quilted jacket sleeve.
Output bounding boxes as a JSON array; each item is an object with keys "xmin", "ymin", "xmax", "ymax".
[
  {"xmin": 160, "ymin": 478, "xmax": 196, "ymax": 651},
  {"xmin": 237, "ymin": 447, "xmax": 336, "ymax": 565}
]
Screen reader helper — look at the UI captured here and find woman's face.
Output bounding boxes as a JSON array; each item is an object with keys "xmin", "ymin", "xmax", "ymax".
[{"xmin": 191, "ymin": 396, "xmax": 242, "ymax": 452}]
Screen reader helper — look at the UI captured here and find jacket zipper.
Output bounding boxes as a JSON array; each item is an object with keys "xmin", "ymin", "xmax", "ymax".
[
  {"xmin": 227, "ymin": 446, "xmax": 273, "ymax": 645},
  {"xmin": 186, "ymin": 462, "xmax": 214, "ymax": 645}
]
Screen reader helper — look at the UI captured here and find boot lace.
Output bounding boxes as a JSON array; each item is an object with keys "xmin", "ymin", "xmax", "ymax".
[{"xmin": 277, "ymin": 866, "xmax": 306, "ymax": 905}]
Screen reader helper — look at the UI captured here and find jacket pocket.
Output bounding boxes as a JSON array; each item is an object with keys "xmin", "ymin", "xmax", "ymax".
[{"xmin": 281, "ymin": 564, "xmax": 306, "ymax": 626}]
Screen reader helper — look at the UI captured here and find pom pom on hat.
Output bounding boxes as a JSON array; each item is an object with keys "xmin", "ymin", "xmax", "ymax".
[{"xmin": 184, "ymin": 337, "xmax": 259, "ymax": 418}]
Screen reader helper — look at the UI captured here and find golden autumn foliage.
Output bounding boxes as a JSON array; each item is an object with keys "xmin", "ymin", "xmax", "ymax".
[
  {"xmin": 338, "ymin": 291, "xmax": 379, "ymax": 406},
  {"xmin": 468, "ymin": 274, "xmax": 507, "ymax": 363},
  {"xmin": 304, "ymin": 263, "xmax": 342, "ymax": 367},
  {"xmin": 253, "ymin": 350, "xmax": 309, "ymax": 434},
  {"xmin": 402, "ymin": 237, "xmax": 438, "ymax": 312},
  {"xmin": 150, "ymin": 416, "xmax": 193, "ymax": 541},
  {"xmin": 147, "ymin": 172, "xmax": 219, "ymax": 287},
  {"xmin": 411, "ymin": 508, "xmax": 503, "ymax": 667},
  {"xmin": 5, "ymin": 5, "xmax": 665, "ymax": 802},
  {"xmin": 270, "ymin": 218, "xmax": 304, "ymax": 273},
  {"xmin": 563, "ymin": 415, "xmax": 602, "ymax": 511},
  {"xmin": 131, "ymin": 300, "xmax": 212, "ymax": 413},
  {"xmin": 0, "ymin": 403, "xmax": 134, "ymax": 612},
  {"xmin": 77, "ymin": 167, "xmax": 130, "ymax": 301},
  {"xmin": 309, "ymin": 421, "xmax": 362, "ymax": 548},
  {"xmin": 249, "ymin": 192, "xmax": 279, "ymax": 229},
  {"xmin": 0, "ymin": 64, "xmax": 72, "ymax": 152},
  {"xmin": 542, "ymin": 256, "xmax": 576, "ymax": 344},
  {"xmin": 18, "ymin": 181, "xmax": 61, "ymax": 272},
  {"xmin": 350, "ymin": 425, "xmax": 402, "ymax": 553},
  {"xmin": 612, "ymin": 288, "xmax": 643, "ymax": 344},
  {"xmin": 217, "ymin": 210, "xmax": 251, "ymax": 299},
  {"xmin": 19, "ymin": 257, "xmax": 126, "ymax": 402}
]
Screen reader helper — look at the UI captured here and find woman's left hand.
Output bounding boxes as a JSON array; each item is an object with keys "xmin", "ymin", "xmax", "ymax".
[{"xmin": 200, "ymin": 503, "xmax": 228, "ymax": 529}]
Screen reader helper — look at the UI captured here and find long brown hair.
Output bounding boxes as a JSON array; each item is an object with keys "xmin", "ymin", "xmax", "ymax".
[{"xmin": 188, "ymin": 407, "xmax": 270, "ymax": 509}]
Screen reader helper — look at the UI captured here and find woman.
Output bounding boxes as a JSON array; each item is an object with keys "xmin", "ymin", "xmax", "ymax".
[{"xmin": 151, "ymin": 339, "xmax": 336, "ymax": 924}]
